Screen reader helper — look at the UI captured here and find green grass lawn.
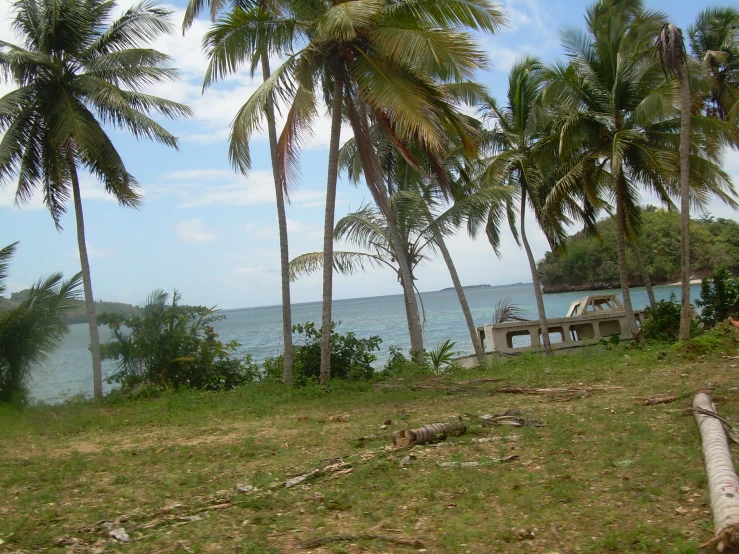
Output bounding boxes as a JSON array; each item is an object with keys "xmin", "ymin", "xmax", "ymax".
[{"xmin": 2, "ymin": 338, "xmax": 739, "ymax": 553}]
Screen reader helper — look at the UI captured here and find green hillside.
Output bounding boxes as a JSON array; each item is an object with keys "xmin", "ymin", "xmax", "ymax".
[{"xmin": 538, "ymin": 207, "xmax": 739, "ymax": 292}]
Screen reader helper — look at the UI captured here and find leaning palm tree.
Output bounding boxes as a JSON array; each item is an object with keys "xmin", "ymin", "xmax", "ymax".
[
  {"xmin": 339, "ymin": 128, "xmax": 493, "ymax": 365},
  {"xmin": 657, "ymin": 23, "xmax": 692, "ymax": 340},
  {"xmin": 0, "ymin": 0, "xmax": 191, "ymax": 399},
  {"xmin": 185, "ymin": 0, "xmax": 303, "ymax": 385},
  {"xmin": 0, "ymin": 242, "xmax": 82, "ymax": 403},
  {"xmin": 221, "ymin": 0, "xmax": 503, "ymax": 381}
]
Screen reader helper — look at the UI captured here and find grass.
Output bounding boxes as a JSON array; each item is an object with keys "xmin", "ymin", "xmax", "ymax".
[{"xmin": 2, "ymin": 337, "xmax": 739, "ymax": 553}]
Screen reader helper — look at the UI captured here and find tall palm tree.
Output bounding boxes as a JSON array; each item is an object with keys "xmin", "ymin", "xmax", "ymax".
[
  {"xmin": 0, "ymin": 242, "xmax": 82, "ymax": 403},
  {"xmin": 477, "ymin": 57, "xmax": 568, "ymax": 354},
  {"xmin": 688, "ymin": 6, "xmax": 739, "ymax": 123},
  {"xmin": 543, "ymin": 0, "xmax": 672, "ymax": 338},
  {"xmin": 657, "ymin": 23, "xmax": 692, "ymax": 340},
  {"xmin": 186, "ymin": 0, "xmax": 306, "ymax": 386},
  {"xmin": 0, "ymin": 0, "xmax": 191, "ymax": 399},
  {"xmin": 222, "ymin": 0, "xmax": 503, "ymax": 381}
]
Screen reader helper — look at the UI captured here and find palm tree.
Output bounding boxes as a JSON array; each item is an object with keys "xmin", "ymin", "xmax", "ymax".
[
  {"xmin": 657, "ymin": 23, "xmax": 692, "ymax": 340},
  {"xmin": 0, "ymin": 0, "xmax": 191, "ymax": 399},
  {"xmin": 185, "ymin": 0, "xmax": 303, "ymax": 385},
  {"xmin": 222, "ymin": 0, "xmax": 503, "ymax": 381},
  {"xmin": 339, "ymin": 131, "xmax": 491, "ymax": 364},
  {"xmin": 543, "ymin": 0, "xmax": 673, "ymax": 338},
  {"xmin": 0, "ymin": 242, "xmax": 82, "ymax": 403},
  {"xmin": 290, "ymin": 202, "xmax": 433, "ymax": 349},
  {"xmin": 688, "ymin": 6, "xmax": 739, "ymax": 123},
  {"xmin": 477, "ymin": 57, "xmax": 569, "ymax": 354}
]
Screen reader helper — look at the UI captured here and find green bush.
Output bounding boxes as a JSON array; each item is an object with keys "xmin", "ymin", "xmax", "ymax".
[
  {"xmin": 674, "ymin": 333, "xmax": 723, "ymax": 357},
  {"xmin": 99, "ymin": 290, "xmax": 256, "ymax": 392},
  {"xmin": 697, "ymin": 266, "xmax": 739, "ymax": 327},
  {"xmin": 643, "ymin": 294, "xmax": 682, "ymax": 341},
  {"xmin": 262, "ymin": 322, "xmax": 382, "ymax": 387}
]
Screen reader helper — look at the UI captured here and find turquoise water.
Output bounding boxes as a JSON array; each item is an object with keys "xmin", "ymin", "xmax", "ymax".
[{"xmin": 28, "ymin": 283, "xmax": 700, "ymax": 404}]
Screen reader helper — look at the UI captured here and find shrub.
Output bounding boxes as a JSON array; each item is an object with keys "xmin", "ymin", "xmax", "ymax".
[
  {"xmin": 697, "ymin": 266, "xmax": 739, "ymax": 327},
  {"xmin": 0, "ymin": 243, "xmax": 82, "ymax": 404},
  {"xmin": 99, "ymin": 290, "xmax": 256, "ymax": 392},
  {"xmin": 425, "ymin": 340, "xmax": 459, "ymax": 372},
  {"xmin": 643, "ymin": 294, "xmax": 682, "ymax": 341},
  {"xmin": 262, "ymin": 322, "xmax": 382, "ymax": 387}
]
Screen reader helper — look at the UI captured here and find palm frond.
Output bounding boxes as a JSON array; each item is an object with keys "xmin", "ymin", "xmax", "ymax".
[
  {"xmin": 289, "ymin": 250, "xmax": 386, "ymax": 281},
  {"xmin": 493, "ymin": 298, "xmax": 528, "ymax": 323}
]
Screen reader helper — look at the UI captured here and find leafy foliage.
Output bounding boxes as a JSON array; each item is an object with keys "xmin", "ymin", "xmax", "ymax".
[
  {"xmin": 539, "ymin": 208, "xmax": 739, "ymax": 291},
  {"xmin": 0, "ymin": 0, "xmax": 192, "ymax": 225},
  {"xmin": 425, "ymin": 339, "xmax": 458, "ymax": 371},
  {"xmin": 262, "ymin": 322, "xmax": 382, "ymax": 387},
  {"xmin": 642, "ymin": 294, "xmax": 682, "ymax": 341},
  {"xmin": 0, "ymin": 243, "xmax": 81, "ymax": 404},
  {"xmin": 99, "ymin": 290, "xmax": 256, "ymax": 392},
  {"xmin": 697, "ymin": 266, "xmax": 739, "ymax": 327}
]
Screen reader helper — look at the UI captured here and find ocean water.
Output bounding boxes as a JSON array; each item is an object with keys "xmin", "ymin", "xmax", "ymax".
[{"xmin": 28, "ymin": 282, "xmax": 700, "ymax": 404}]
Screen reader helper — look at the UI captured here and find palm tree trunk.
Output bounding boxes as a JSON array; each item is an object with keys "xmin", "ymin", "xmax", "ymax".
[
  {"xmin": 693, "ymin": 391, "xmax": 739, "ymax": 553},
  {"xmin": 520, "ymin": 189, "xmax": 551, "ymax": 354},
  {"xmin": 69, "ymin": 157, "xmax": 103, "ymax": 399},
  {"xmin": 261, "ymin": 53, "xmax": 294, "ymax": 385},
  {"xmin": 614, "ymin": 170, "xmax": 641, "ymax": 338},
  {"xmin": 435, "ymin": 232, "xmax": 486, "ymax": 363},
  {"xmin": 679, "ymin": 73, "xmax": 692, "ymax": 341},
  {"xmin": 320, "ymin": 71, "xmax": 343, "ymax": 385},
  {"xmin": 384, "ymin": 214, "xmax": 424, "ymax": 362},
  {"xmin": 632, "ymin": 242, "xmax": 656, "ymax": 310}
]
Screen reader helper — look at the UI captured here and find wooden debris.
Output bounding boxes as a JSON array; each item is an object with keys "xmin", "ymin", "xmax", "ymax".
[
  {"xmin": 496, "ymin": 385, "xmax": 623, "ymax": 399},
  {"xmin": 297, "ymin": 534, "xmax": 424, "ymax": 549},
  {"xmin": 470, "ymin": 411, "xmax": 545, "ymax": 428},
  {"xmin": 635, "ymin": 393, "xmax": 679, "ymax": 406},
  {"xmin": 282, "ymin": 461, "xmax": 351, "ymax": 488},
  {"xmin": 392, "ymin": 422, "xmax": 466, "ymax": 447}
]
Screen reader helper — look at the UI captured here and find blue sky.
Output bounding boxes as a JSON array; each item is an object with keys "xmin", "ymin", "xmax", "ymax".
[{"xmin": 1, "ymin": 0, "xmax": 738, "ymax": 309}]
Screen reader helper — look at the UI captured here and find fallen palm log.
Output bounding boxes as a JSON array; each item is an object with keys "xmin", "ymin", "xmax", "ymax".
[
  {"xmin": 693, "ymin": 391, "xmax": 739, "ymax": 554},
  {"xmin": 298, "ymin": 534, "xmax": 424, "ymax": 549},
  {"xmin": 392, "ymin": 422, "xmax": 466, "ymax": 447}
]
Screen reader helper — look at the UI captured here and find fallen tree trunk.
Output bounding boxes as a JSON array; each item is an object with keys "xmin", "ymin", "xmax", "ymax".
[
  {"xmin": 392, "ymin": 422, "xmax": 466, "ymax": 447},
  {"xmin": 694, "ymin": 391, "xmax": 739, "ymax": 553}
]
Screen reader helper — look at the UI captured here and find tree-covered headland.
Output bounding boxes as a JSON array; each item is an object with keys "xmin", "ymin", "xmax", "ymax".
[{"xmin": 538, "ymin": 207, "xmax": 739, "ymax": 293}]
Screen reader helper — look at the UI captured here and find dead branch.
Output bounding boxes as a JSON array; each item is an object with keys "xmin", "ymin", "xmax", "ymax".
[
  {"xmin": 466, "ymin": 410, "xmax": 545, "ymax": 428},
  {"xmin": 635, "ymin": 394, "xmax": 679, "ymax": 406},
  {"xmin": 298, "ymin": 534, "xmax": 424, "ymax": 549},
  {"xmin": 497, "ymin": 385, "xmax": 623, "ymax": 394}
]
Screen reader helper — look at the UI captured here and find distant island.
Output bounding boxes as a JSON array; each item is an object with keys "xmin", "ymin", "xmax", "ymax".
[
  {"xmin": 438, "ymin": 283, "xmax": 528, "ymax": 292},
  {"xmin": 0, "ymin": 289, "xmax": 140, "ymax": 324},
  {"xmin": 538, "ymin": 207, "xmax": 739, "ymax": 293}
]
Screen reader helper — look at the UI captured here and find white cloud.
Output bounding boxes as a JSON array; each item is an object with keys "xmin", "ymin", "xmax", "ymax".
[
  {"xmin": 148, "ymin": 168, "xmax": 326, "ymax": 208},
  {"xmin": 175, "ymin": 219, "xmax": 217, "ymax": 244}
]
